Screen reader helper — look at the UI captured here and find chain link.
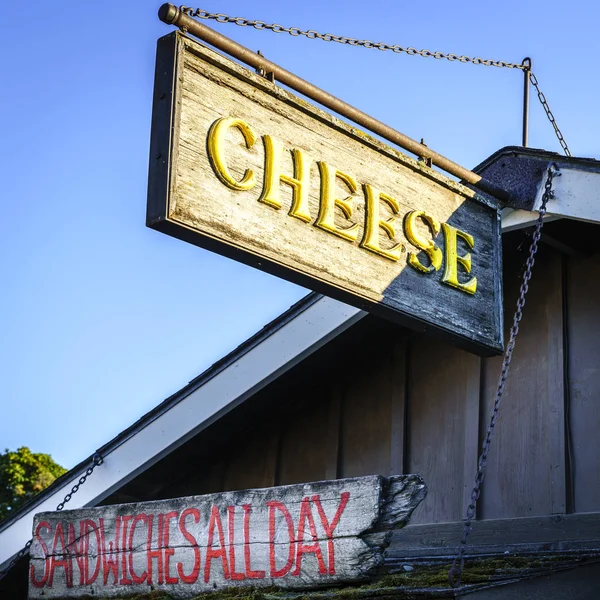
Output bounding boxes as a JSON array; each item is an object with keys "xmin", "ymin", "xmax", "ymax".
[
  {"xmin": 448, "ymin": 164, "xmax": 559, "ymax": 588},
  {"xmin": 0, "ymin": 453, "xmax": 103, "ymax": 583},
  {"xmin": 180, "ymin": 6, "xmax": 527, "ymax": 70},
  {"xmin": 529, "ymin": 71, "xmax": 571, "ymax": 157},
  {"xmin": 0, "ymin": 539, "xmax": 32, "ymax": 584},
  {"xmin": 179, "ymin": 6, "xmax": 571, "ymax": 156}
]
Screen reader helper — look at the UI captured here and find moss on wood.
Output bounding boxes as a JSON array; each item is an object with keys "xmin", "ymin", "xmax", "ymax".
[{"xmin": 61, "ymin": 553, "xmax": 597, "ymax": 600}]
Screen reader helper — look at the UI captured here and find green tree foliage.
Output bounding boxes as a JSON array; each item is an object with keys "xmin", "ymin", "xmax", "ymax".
[{"xmin": 0, "ymin": 447, "xmax": 67, "ymax": 521}]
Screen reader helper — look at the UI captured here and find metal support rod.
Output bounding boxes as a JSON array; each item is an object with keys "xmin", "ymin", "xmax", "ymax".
[
  {"xmin": 158, "ymin": 3, "xmax": 512, "ymax": 202},
  {"xmin": 522, "ymin": 57, "xmax": 531, "ymax": 148}
]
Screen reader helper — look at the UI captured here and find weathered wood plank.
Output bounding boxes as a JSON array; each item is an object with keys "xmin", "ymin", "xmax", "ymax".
[
  {"xmin": 28, "ymin": 476, "xmax": 426, "ymax": 599},
  {"xmin": 406, "ymin": 336, "xmax": 481, "ymax": 524},
  {"xmin": 566, "ymin": 252, "xmax": 600, "ymax": 513},
  {"xmin": 480, "ymin": 244, "xmax": 565, "ymax": 519},
  {"xmin": 387, "ymin": 512, "xmax": 600, "ymax": 559},
  {"xmin": 147, "ymin": 32, "xmax": 503, "ymax": 356}
]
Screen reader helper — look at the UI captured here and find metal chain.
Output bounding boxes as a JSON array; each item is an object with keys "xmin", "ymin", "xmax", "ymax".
[
  {"xmin": 179, "ymin": 6, "xmax": 571, "ymax": 156},
  {"xmin": 448, "ymin": 164, "xmax": 559, "ymax": 588},
  {"xmin": 180, "ymin": 6, "xmax": 526, "ymax": 70},
  {"xmin": 0, "ymin": 452, "xmax": 103, "ymax": 583},
  {"xmin": 529, "ymin": 71, "xmax": 571, "ymax": 157},
  {"xmin": 0, "ymin": 539, "xmax": 33, "ymax": 584}
]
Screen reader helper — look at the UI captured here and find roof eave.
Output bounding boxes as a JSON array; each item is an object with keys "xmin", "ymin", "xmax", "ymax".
[{"xmin": 0, "ymin": 293, "xmax": 364, "ymax": 568}]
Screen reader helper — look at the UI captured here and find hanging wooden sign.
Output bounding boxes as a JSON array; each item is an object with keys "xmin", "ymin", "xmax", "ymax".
[
  {"xmin": 28, "ymin": 474, "xmax": 425, "ymax": 599},
  {"xmin": 147, "ymin": 32, "xmax": 503, "ymax": 356}
]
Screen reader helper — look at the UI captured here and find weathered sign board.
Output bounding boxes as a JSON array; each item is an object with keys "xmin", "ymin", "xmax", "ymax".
[
  {"xmin": 28, "ymin": 475, "xmax": 426, "ymax": 599},
  {"xmin": 147, "ymin": 32, "xmax": 503, "ymax": 355}
]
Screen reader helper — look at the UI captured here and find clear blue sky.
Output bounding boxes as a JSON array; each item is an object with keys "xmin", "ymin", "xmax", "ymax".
[{"xmin": 1, "ymin": 0, "xmax": 598, "ymax": 469}]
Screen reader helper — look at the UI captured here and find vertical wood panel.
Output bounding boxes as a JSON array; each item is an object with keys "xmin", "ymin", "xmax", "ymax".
[
  {"xmin": 222, "ymin": 432, "xmax": 278, "ymax": 491},
  {"xmin": 194, "ymin": 461, "xmax": 226, "ymax": 495},
  {"xmin": 406, "ymin": 337, "xmax": 480, "ymax": 524},
  {"xmin": 277, "ymin": 383, "xmax": 340, "ymax": 485},
  {"xmin": 390, "ymin": 339, "xmax": 408, "ymax": 475},
  {"xmin": 463, "ymin": 357, "xmax": 483, "ymax": 515},
  {"xmin": 339, "ymin": 333, "xmax": 407, "ymax": 478},
  {"xmin": 566, "ymin": 252, "xmax": 600, "ymax": 513},
  {"xmin": 163, "ymin": 460, "xmax": 225, "ymax": 497},
  {"xmin": 325, "ymin": 388, "xmax": 343, "ymax": 481},
  {"xmin": 480, "ymin": 245, "xmax": 565, "ymax": 519}
]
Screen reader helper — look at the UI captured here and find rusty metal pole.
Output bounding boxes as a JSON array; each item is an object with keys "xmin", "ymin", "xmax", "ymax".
[
  {"xmin": 158, "ymin": 4, "xmax": 513, "ymax": 203},
  {"xmin": 522, "ymin": 57, "xmax": 532, "ymax": 147}
]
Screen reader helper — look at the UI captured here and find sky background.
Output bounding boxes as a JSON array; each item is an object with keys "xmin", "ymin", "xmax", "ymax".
[{"xmin": 1, "ymin": 0, "xmax": 598, "ymax": 470}]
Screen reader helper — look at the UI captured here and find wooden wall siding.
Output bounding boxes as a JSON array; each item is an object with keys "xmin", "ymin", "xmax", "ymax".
[
  {"xmin": 338, "ymin": 337, "xmax": 403, "ymax": 479},
  {"xmin": 390, "ymin": 340, "xmax": 408, "ymax": 476},
  {"xmin": 277, "ymin": 383, "xmax": 340, "ymax": 485},
  {"xmin": 406, "ymin": 337, "xmax": 480, "ymax": 524},
  {"xmin": 222, "ymin": 432, "xmax": 278, "ymax": 492},
  {"xmin": 566, "ymin": 253, "xmax": 600, "ymax": 514},
  {"xmin": 109, "ymin": 238, "xmax": 600, "ymax": 523},
  {"xmin": 192, "ymin": 461, "xmax": 226, "ymax": 496},
  {"xmin": 156, "ymin": 461, "xmax": 224, "ymax": 500},
  {"xmin": 480, "ymin": 245, "xmax": 565, "ymax": 519}
]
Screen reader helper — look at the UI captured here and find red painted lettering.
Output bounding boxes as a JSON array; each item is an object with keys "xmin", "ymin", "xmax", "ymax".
[
  {"xmin": 267, "ymin": 501, "xmax": 295, "ymax": 578},
  {"xmin": 292, "ymin": 498, "xmax": 326, "ymax": 576},
  {"xmin": 82, "ymin": 519, "xmax": 101, "ymax": 585},
  {"xmin": 227, "ymin": 506, "xmax": 245, "ymax": 580},
  {"xmin": 48, "ymin": 522, "xmax": 72, "ymax": 588},
  {"xmin": 98, "ymin": 517, "xmax": 121, "ymax": 585},
  {"xmin": 119, "ymin": 515, "xmax": 133, "ymax": 585},
  {"xmin": 204, "ymin": 505, "xmax": 230, "ymax": 583},
  {"xmin": 312, "ymin": 491, "xmax": 350, "ymax": 575},
  {"xmin": 29, "ymin": 521, "xmax": 51, "ymax": 588},
  {"xmin": 243, "ymin": 504, "xmax": 265, "ymax": 579},
  {"xmin": 128, "ymin": 514, "xmax": 148, "ymax": 584},
  {"xmin": 147, "ymin": 513, "xmax": 165, "ymax": 585},
  {"xmin": 177, "ymin": 508, "xmax": 201, "ymax": 584},
  {"xmin": 163, "ymin": 511, "xmax": 179, "ymax": 584},
  {"xmin": 67, "ymin": 523, "xmax": 85, "ymax": 585}
]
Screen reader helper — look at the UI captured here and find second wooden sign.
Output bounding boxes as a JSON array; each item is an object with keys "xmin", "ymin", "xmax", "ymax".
[{"xmin": 29, "ymin": 475, "xmax": 426, "ymax": 599}]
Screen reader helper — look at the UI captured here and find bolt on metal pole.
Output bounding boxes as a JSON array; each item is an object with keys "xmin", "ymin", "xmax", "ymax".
[
  {"xmin": 158, "ymin": 3, "xmax": 514, "ymax": 203},
  {"xmin": 522, "ymin": 57, "xmax": 532, "ymax": 148}
]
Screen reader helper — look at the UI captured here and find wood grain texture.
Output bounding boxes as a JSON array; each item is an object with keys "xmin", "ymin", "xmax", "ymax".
[
  {"xmin": 566, "ymin": 253, "xmax": 600, "ymax": 513},
  {"xmin": 223, "ymin": 433, "xmax": 278, "ymax": 492},
  {"xmin": 387, "ymin": 512, "xmax": 600, "ymax": 558},
  {"xmin": 277, "ymin": 385, "xmax": 340, "ymax": 486},
  {"xmin": 406, "ymin": 336, "xmax": 481, "ymax": 524},
  {"xmin": 147, "ymin": 32, "xmax": 503, "ymax": 356},
  {"xmin": 480, "ymin": 245, "xmax": 565, "ymax": 519},
  {"xmin": 389, "ymin": 337, "xmax": 408, "ymax": 476},
  {"xmin": 339, "ymin": 337, "xmax": 396, "ymax": 479},
  {"xmin": 28, "ymin": 476, "xmax": 426, "ymax": 599}
]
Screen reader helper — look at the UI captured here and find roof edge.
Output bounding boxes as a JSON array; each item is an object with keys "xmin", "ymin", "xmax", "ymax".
[
  {"xmin": 0, "ymin": 292, "xmax": 322, "ymax": 535},
  {"xmin": 474, "ymin": 145, "xmax": 600, "ymax": 175}
]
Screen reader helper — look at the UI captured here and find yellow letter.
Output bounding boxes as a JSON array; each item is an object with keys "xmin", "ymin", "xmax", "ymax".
[
  {"xmin": 315, "ymin": 161, "xmax": 359, "ymax": 242},
  {"xmin": 403, "ymin": 210, "xmax": 443, "ymax": 273},
  {"xmin": 360, "ymin": 184, "xmax": 403, "ymax": 261},
  {"xmin": 441, "ymin": 223, "xmax": 477, "ymax": 295},
  {"xmin": 258, "ymin": 135, "xmax": 312, "ymax": 222},
  {"xmin": 207, "ymin": 117, "xmax": 257, "ymax": 191}
]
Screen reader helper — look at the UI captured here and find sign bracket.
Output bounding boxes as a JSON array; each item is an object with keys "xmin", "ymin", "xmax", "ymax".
[{"xmin": 158, "ymin": 3, "xmax": 513, "ymax": 203}]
